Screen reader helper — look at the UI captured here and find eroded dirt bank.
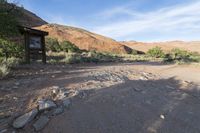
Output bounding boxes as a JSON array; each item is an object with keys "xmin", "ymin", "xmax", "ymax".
[{"xmin": 1, "ymin": 62, "xmax": 200, "ymax": 133}]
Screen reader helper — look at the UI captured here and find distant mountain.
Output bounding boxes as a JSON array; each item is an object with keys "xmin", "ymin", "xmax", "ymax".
[
  {"xmin": 35, "ymin": 24, "xmax": 132, "ymax": 54},
  {"xmin": 122, "ymin": 41, "xmax": 200, "ymax": 53}
]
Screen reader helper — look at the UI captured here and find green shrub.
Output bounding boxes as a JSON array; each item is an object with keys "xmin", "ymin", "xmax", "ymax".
[
  {"xmin": 60, "ymin": 41, "xmax": 80, "ymax": 53},
  {"xmin": 130, "ymin": 49, "xmax": 138, "ymax": 55},
  {"xmin": 0, "ymin": 64, "xmax": 9, "ymax": 78},
  {"xmin": 46, "ymin": 38, "xmax": 61, "ymax": 52},
  {"xmin": 147, "ymin": 46, "xmax": 165, "ymax": 58},
  {"xmin": 170, "ymin": 48, "xmax": 190, "ymax": 61},
  {"xmin": 0, "ymin": 38, "xmax": 24, "ymax": 58},
  {"xmin": 163, "ymin": 48, "xmax": 200, "ymax": 63}
]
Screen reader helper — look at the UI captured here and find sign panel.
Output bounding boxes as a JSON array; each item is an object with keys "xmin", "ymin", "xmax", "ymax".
[{"xmin": 29, "ymin": 36, "xmax": 42, "ymax": 49}]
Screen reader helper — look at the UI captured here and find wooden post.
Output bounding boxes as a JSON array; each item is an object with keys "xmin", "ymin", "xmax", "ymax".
[
  {"xmin": 24, "ymin": 33, "xmax": 30, "ymax": 64},
  {"xmin": 41, "ymin": 36, "xmax": 46, "ymax": 64}
]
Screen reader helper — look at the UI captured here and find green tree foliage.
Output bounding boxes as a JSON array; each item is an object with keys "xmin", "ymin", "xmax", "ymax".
[
  {"xmin": 170, "ymin": 48, "xmax": 190, "ymax": 61},
  {"xmin": 46, "ymin": 38, "xmax": 80, "ymax": 53},
  {"xmin": 60, "ymin": 41, "xmax": 80, "ymax": 53},
  {"xmin": 147, "ymin": 46, "xmax": 165, "ymax": 58},
  {"xmin": 0, "ymin": 38, "xmax": 24, "ymax": 58},
  {"xmin": 0, "ymin": 0, "xmax": 20, "ymax": 38},
  {"xmin": 45, "ymin": 37, "xmax": 61, "ymax": 52}
]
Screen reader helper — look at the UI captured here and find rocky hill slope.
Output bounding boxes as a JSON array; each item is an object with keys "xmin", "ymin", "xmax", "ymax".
[{"xmin": 35, "ymin": 24, "xmax": 132, "ymax": 54}]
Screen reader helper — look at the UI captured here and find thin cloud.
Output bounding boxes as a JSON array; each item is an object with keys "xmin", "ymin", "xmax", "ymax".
[{"xmin": 92, "ymin": 1, "xmax": 200, "ymax": 41}]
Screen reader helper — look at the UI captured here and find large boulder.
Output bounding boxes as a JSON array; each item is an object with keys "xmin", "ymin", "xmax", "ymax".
[{"xmin": 12, "ymin": 108, "xmax": 38, "ymax": 128}]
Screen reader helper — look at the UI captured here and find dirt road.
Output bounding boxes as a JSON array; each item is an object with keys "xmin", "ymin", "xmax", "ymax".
[{"xmin": 1, "ymin": 62, "xmax": 200, "ymax": 133}]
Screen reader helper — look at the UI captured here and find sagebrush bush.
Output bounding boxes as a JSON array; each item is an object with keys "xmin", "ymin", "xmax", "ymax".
[
  {"xmin": 147, "ymin": 46, "xmax": 165, "ymax": 58},
  {"xmin": 0, "ymin": 64, "xmax": 9, "ymax": 78},
  {"xmin": 0, "ymin": 57, "xmax": 20, "ymax": 78}
]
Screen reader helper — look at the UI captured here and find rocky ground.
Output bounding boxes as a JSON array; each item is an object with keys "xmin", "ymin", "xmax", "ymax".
[{"xmin": 0, "ymin": 62, "xmax": 200, "ymax": 133}]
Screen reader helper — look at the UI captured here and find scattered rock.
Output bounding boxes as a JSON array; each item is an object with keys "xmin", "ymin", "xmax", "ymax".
[
  {"xmin": 69, "ymin": 90, "xmax": 80, "ymax": 97},
  {"xmin": 160, "ymin": 114, "xmax": 165, "ymax": 119},
  {"xmin": 166, "ymin": 85, "xmax": 175, "ymax": 90},
  {"xmin": 62, "ymin": 98, "xmax": 71, "ymax": 109},
  {"xmin": 139, "ymin": 76, "xmax": 148, "ymax": 80},
  {"xmin": 133, "ymin": 87, "xmax": 142, "ymax": 92},
  {"xmin": 74, "ymin": 90, "xmax": 87, "ymax": 99},
  {"xmin": 12, "ymin": 108, "xmax": 38, "ymax": 128},
  {"xmin": 183, "ymin": 80, "xmax": 191, "ymax": 84},
  {"xmin": 38, "ymin": 100, "xmax": 57, "ymax": 111},
  {"xmin": 13, "ymin": 97, "xmax": 18, "ymax": 100},
  {"xmin": 14, "ymin": 82, "xmax": 20, "ymax": 86},
  {"xmin": 33, "ymin": 116, "xmax": 49, "ymax": 131},
  {"xmin": 0, "ymin": 112, "xmax": 11, "ymax": 119}
]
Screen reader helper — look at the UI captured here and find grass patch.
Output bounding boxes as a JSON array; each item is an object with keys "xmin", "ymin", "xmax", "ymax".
[{"xmin": 47, "ymin": 50, "xmax": 161, "ymax": 64}]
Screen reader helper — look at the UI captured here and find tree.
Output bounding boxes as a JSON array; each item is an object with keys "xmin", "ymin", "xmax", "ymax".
[
  {"xmin": 60, "ymin": 41, "xmax": 80, "ymax": 53},
  {"xmin": 45, "ymin": 38, "xmax": 62, "ymax": 52},
  {"xmin": 0, "ymin": 0, "xmax": 20, "ymax": 38}
]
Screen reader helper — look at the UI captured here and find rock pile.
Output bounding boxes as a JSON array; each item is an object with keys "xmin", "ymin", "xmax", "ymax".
[{"xmin": 11, "ymin": 86, "xmax": 83, "ymax": 132}]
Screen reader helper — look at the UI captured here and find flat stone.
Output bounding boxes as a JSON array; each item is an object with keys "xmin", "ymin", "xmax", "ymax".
[
  {"xmin": 62, "ymin": 98, "xmax": 71, "ymax": 109},
  {"xmin": 33, "ymin": 116, "xmax": 49, "ymax": 131},
  {"xmin": 38, "ymin": 100, "xmax": 57, "ymax": 111},
  {"xmin": 12, "ymin": 108, "xmax": 38, "ymax": 128}
]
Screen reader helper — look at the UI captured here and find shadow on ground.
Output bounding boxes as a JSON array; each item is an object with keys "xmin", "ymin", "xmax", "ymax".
[{"xmin": 44, "ymin": 77, "xmax": 200, "ymax": 133}]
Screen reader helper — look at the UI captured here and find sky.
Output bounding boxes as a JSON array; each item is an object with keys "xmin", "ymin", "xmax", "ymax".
[{"xmin": 13, "ymin": 0, "xmax": 200, "ymax": 42}]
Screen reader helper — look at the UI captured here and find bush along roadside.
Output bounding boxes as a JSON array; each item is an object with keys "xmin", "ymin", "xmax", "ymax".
[
  {"xmin": 0, "ymin": 57, "xmax": 20, "ymax": 78},
  {"xmin": 0, "ymin": 38, "xmax": 23, "ymax": 78},
  {"xmin": 147, "ymin": 46, "xmax": 165, "ymax": 58},
  {"xmin": 146, "ymin": 46, "xmax": 200, "ymax": 64},
  {"xmin": 163, "ymin": 48, "xmax": 200, "ymax": 63}
]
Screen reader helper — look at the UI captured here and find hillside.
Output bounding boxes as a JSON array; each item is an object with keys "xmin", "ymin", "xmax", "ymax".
[
  {"xmin": 17, "ymin": 7, "xmax": 47, "ymax": 27},
  {"xmin": 122, "ymin": 41, "xmax": 200, "ymax": 53},
  {"xmin": 2, "ymin": 2, "xmax": 47, "ymax": 27},
  {"xmin": 35, "ymin": 24, "xmax": 132, "ymax": 54}
]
